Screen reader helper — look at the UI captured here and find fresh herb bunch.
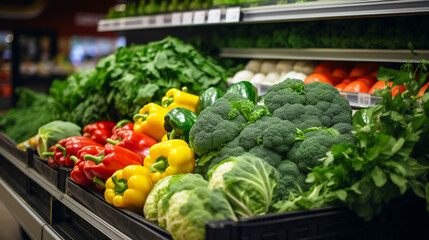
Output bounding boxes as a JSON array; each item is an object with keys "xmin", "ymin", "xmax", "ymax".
[
  {"xmin": 274, "ymin": 46, "xmax": 429, "ymax": 221},
  {"xmin": 0, "ymin": 88, "xmax": 55, "ymax": 143}
]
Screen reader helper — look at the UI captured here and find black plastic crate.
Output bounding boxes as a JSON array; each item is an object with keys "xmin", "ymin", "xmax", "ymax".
[
  {"xmin": 66, "ymin": 178, "xmax": 172, "ymax": 240},
  {"xmin": 29, "ymin": 149, "xmax": 71, "ymax": 192},
  {"xmin": 206, "ymin": 197, "xmax": 429, "ymax": 240},
  {"xmin": 0, "ymin": 132, "xmax": 27, "ymax": 165}
]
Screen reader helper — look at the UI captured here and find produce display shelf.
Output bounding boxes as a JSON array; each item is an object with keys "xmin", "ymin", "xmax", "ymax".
[
  {"xmin": 220, "ymin": 48, "xmax": 429, "ymax": 63},
  {"xmin": 1, "ymin": 131, "xmax": 429, "ymax": 240},
  {"xmin": 0, "ymin": 133, "xmax": 132, "ymax": 240},
  {"xmin": 97, "ymin": 0, "xmax": 429, "ymax": 32}
]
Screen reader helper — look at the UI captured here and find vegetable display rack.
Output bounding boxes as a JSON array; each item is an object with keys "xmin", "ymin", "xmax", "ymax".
[{"xmin": 1, "ymin": 132, "xmax": 428, "ymax": 239}]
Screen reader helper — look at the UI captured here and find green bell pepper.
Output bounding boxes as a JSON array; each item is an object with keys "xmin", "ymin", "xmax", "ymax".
[
  {"xmin": 196, "ymin": 87, "xmax": 224, "ymax": 114},
  {"xmin": 226, "ymin": 81, "xmax": 259, "ymax": 104},
  {"xmin": 164, "ymin": 107, "xmax": 198, "ymax": 142}
]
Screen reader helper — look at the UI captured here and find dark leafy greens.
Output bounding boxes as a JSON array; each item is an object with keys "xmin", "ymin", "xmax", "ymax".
[
  {"xmin": 50, "ymin": 36, "xmax": 228, "ymax": 126},
  {"xmin": 0, "ymin": 88, "xmax": 56, "ymax": 143}
]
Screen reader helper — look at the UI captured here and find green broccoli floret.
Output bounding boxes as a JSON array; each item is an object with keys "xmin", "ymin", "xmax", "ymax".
[
  {"xmin": 287, "ymin": 129, "xmax": 354, "ymax": 174},
  {"xmin": 267, "ymin": 80, "xmax": 352, "ymax": 129},
  {"xmin": 276, "ymin": 160, "xmax": 310, "ymax": 197},
  {"xmin": 189, "ymin": 93, "xmax": 248, "ymax": 156},
  {"xmin": 273, "ymin": 104, "xmax": 325, "ymax": 130},
  {"xmin": 264, "ymin": 79, "xmax": 307, "ymax": 112}
]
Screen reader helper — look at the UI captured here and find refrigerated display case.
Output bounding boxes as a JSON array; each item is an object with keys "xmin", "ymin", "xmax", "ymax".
[{"xmin": 1, "ymin": 1, "xmax": 429, "ymax": 239}]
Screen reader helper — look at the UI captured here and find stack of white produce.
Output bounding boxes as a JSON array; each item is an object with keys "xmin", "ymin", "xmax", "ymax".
[{"xmin": 229, "ymin": 59, "xmax": 315, "ymax": 86}]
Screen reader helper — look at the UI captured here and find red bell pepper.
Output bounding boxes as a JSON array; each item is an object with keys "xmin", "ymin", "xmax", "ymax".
[
  {"xmin": 83, "ymin": 121, "xmax": 116, "ymax": 145},
  {"xmin": 111, "ymin": 119, "xmax": 134, "ymax": 139},
  {"xmin": 106, "ymin": 130, "xmax": 157, "ymax": 161},
  {"xmin": 43, "ymin": 137, "xmax": 103, "ymax": 167},
  {"xmin": 70, "ymin": 160, "xmax": 92, "ymax": 186},
  {"xmin": 69, "ymin": 145, "xmax": 105, "ymax": 184},
  {"xmin": 84, "ymin": 145, "xmax": 142, "ymax": 180}
]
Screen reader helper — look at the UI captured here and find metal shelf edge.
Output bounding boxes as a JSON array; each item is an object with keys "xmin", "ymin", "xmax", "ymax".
[
  {"xmin": 0, "ymin": 176, "xmax": 46, "ymax": 240},
  {"xmin": 241, "ymin": 0, "xmax": 429, "ymax": 23},
  {"xmin": 219, "ymin": 48, "xmax": 429, "ymax": 63}
]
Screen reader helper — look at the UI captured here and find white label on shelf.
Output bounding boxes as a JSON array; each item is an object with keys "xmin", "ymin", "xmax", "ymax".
[
  {"xmin": 225, "ymin": 7, "xmax": 241, "ymax": 23},
  {"xmin": 207, "ymin": 9, "xmax": 221, "ymax": 23},
  {"xmin": 172, "ymin": 13, "xmax": 182, "ymax": 25},
  {"xmin": 182, "ymin": 12, "xmax": 194, "ymax": 25},
  {"xmin": 358, "ymin": 93, "xmax": 371, "ymax": 106},
  {"xmin": 142, "ymin": 17, "xmax": 150, "ymax": 26},
  {"xmin": 193, "ymin": 11, "xmax": 206, "ymax": 24},
  {"xmin": 155, "ymin": 15, "xmax": 164, "ymax": 25}
]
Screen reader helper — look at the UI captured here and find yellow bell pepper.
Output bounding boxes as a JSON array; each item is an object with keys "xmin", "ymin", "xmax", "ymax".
[
  {"xmin": 104, "ymin": 165, "xmax": 153, "ymax": 212},
  {"xmin": 143, "ymin": 139, "xmax": 195, "ymax": 183},
  {"xmin": 161, "ymin": 134, "xmax": 169, "ymax": 142},
  {"xmin": 161, "ymin": 88, "xmax": 199, "ymax": 113},
  {"xmin": 133, "ymin": 103, "xmax": 168, "ymax": 142}
]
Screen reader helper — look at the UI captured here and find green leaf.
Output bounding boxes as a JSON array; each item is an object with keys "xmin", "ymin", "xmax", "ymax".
[
  {"xmin": 371, "ymin": 166, "xmax": 388, "ymax": 187},
  {"xmin": 351, "ymin": 182, "xmax": 362, "ymax": 194},
  {"xmin": 409, "ymin": 179, "xmax": 426, "ymax": 198},
  {"xmin": 335, "ymin": 190, "xmax": 347, "ymax": 201},
  {"xmin": 133, "ymin": 83, "xmax": 159, "ymax": 106},
  {"xmin": 377, "ymin": 67, "xmax": 398, "ymax": 81},
  {"xmin": 391, "ymin": 137, "xmax": 405, "ymax": 154},
  {"xmin": 389, "ymin": 173, "xmax": 408, "ymax": 194},
  {"xmin": 390, "ymin": 111, "xmax": 405, "ymax": 122},
  {"xmin": 394, "ymin": 70, "xmax": 411, "ymax": 85}
]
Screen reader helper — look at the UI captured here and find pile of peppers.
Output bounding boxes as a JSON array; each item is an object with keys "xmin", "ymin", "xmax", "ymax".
[{"xmin": 45, "ymin": 83, "xmax": 256, "ymax": 212}]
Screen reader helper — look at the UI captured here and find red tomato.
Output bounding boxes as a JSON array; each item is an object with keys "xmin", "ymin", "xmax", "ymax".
[
  {"xmin": 335, "ymin": 82, "xmax": 349, "ymax": 91},
  {"xmin": 304, "ymin": 73, "xmax": 336, "ymax": 85},
  {"xmin": 356, "ymin": 75, "xmax": 377, "ymax": 88},
  {"xmin": 314, "ymin": 61, "xmax": 338, "ymax": 73},
  {"xmin": 344, "ymin": 80, "xmax": 370, "ymax": 93},
  {"xmin": 332, "ymin": 64, "xmax": 351, "ymax": 80},
  {"xmin": 342, "ymin": 76, "xmax": 357, "ymax": 84},
  {"xmin": 370, "ymin": 69, "xmax": 379, "ymax": 77},
  {"xmin": 350, "ymin": 62, "xmax": 380, "ymax": 77},
  {"xmin": 368, "ymin": 80, "xmax": 405, "ymax": 97}
]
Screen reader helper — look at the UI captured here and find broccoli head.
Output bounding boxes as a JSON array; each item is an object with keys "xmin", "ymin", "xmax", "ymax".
[
  {"xmin": 189, "ymin": 93, "xmax": 248, "ymax": 156},
  {"xmin": 190, "ymin": 79, "xmax": 355, "ymax": 200},
  {"xmin": 266, "ymin": 80, "xmax": 352, "ymax": 128}
]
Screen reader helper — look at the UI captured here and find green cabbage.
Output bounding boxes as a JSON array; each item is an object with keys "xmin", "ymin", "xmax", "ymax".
[
  {"xmin": 208, "ymin": 153, "xmax": 279, "ymax": 218},
  {"xmin": 165, "ymin": 187, "xmax": 237, "ymax": 240},
  {"xmin": 37, "ymin": 120, "xmax": 82, "ymax": 157}
]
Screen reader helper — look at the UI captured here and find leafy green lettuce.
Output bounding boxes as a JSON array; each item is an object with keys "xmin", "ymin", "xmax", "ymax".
[{"xmin": 208, "ymin": 153, "xmax": 279, "ymax": 218}]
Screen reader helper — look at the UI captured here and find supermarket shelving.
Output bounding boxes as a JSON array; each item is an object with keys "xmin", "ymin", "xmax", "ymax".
[
  {"xmin": 0, "ymin": 142, "xmax": 133, "ymax": 240},
  {"xmin": 98, "ymin": 0, "xmax": 429, "ymax": 31}
]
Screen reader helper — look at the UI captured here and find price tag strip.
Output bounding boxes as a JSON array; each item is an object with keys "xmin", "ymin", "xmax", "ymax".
[
  {"xmin": 207, "ymin": 9, "xmax": 221, "ymax": 23},
  {"xmin": 171, "ymin": 13, "xmax": 182, "ymax": 25},
  {"xmin": 225, "ymin": 7, "xmax": 241, "ymax": 23},
  {"xmin": 193, "ymin": 11, "xmax": 206, "ymax": 24},
  {"xmin": 182, "ymin": 12, "xmax": 194, "ymax": 25},
  {"xmin": 155, "ymin": 15, "xmax": 165, "ymax": 25},
  {"xmin": 358, "ymin": 93, "xmax": 371, "ymax": 106}
]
